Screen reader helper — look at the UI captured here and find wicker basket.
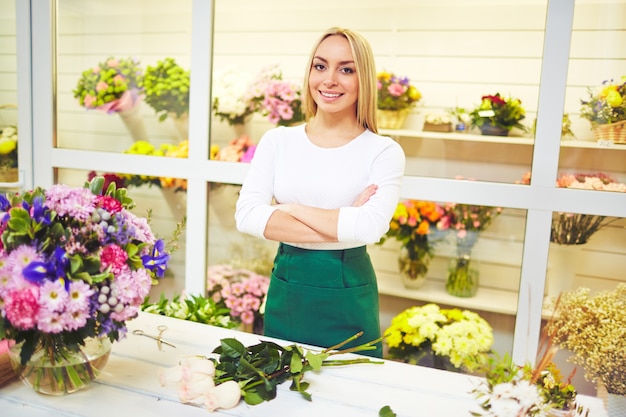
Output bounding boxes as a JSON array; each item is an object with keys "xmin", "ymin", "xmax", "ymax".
[
  {"xmin": 0, "ymin": 167, "xmax": 18, "ymax": 183},
  {"xmin": 376, "ymin": 108, "xmax": 410, "ymax": 130},
  {"xmin": 592, "ymin": 120, "xmax": 626, "ymax": 144},
  {"xmin": 423, "ymin": 122, "xmax": 453, "ymax": 132}
]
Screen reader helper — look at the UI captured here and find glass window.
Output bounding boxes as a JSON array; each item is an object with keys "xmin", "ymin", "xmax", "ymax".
[{"xmin": 0, "ymin": 0, "xmax": 19, "ymax": 188}]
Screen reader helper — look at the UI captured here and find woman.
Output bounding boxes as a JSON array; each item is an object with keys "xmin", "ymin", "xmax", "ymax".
[{"xmin": 235, "ymin": 27, "xmax": 405, "ymax": 357}]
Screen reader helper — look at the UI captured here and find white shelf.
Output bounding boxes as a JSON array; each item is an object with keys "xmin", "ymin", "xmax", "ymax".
[
  {"xmin": 379, "ymin": 128, "xmax": 626, "ymax": 150},
  {"xmin": 377, "ymin": 274, "xmax": 519, "ymax": 316}
]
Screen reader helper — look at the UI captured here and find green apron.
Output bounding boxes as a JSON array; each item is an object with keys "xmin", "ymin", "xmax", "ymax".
[{"xmin": 263, "ymin": 243, "xmax": 382, "ymax": 358}]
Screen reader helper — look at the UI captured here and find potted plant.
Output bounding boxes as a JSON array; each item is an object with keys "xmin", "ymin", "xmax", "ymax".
[
  {"xmin": 580, "ymin": 76, "xmax": 626, "ymax": 143},
  {"xmin": 469, "ymin": 93, "xmax": 526, "ymax": 136},
  {"xmin": 376, "ymin": 71, "xmax": 422, "ymax": 129}
]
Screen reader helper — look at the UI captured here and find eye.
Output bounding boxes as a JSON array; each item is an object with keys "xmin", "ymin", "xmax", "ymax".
[
  {"xmin": 340, "ymin": 67, "xmax": 355, "ymax": 74},
  {"xmin": 312, "ymin": 63, "xmax": 326, "ymax": 71}
]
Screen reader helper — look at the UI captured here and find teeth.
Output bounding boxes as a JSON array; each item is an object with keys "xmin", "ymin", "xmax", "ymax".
[{"xmin": 321, "ymin": 92, "xmax": 341, "ymax": 98}]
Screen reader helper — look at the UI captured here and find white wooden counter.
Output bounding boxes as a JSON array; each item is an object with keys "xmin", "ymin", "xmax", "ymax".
[{"xmin": 0, "ymin": 312, "xmax": 608, "ymax": 417}]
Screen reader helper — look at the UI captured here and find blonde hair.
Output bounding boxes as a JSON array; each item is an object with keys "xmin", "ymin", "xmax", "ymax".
[{"xmin": 302, "ymin": 27, "xmax": 378, "ymax": 133}]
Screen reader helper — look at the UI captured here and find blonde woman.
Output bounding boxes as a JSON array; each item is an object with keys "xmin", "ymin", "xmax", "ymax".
[{"xmin": 235, "ymin": 27, "xmax": 405, "ymax": 357}]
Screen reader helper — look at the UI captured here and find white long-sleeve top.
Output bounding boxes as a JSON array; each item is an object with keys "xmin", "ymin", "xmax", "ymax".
[{"xmin": 235, "ymin": 124, "xmax": 406, "ymax": 250}]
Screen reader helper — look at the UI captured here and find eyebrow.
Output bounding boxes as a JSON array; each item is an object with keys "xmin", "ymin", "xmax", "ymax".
[{"xmin": 312, "ymin": 56, "xmax": 355, "ymax": 66}]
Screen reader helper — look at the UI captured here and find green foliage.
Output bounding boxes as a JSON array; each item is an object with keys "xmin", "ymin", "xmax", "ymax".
[
  {"xmin": 210, "ymin": 333, "xmax": 383, "ymax": 405},
  {"xmin": 141, "ymin": 293, "xmax": 235, "ymax": 328},
  {"xmin": 379, "ymin": 406, "xmax": 397, "ymax": 417},
  {"xmin": 144, "ymin": 57, "xmax": 190, "ymax": 120}
]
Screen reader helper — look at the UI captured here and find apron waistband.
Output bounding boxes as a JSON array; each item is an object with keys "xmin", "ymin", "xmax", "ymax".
[{"xmin": 278, "ymin": 243, "xmax": 366, "ymax": 260}]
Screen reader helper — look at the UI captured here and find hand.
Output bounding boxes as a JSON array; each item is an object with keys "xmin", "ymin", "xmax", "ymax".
[{"xmin": 352, "ymin": 184, "xmax": 378, "ymax": 207}]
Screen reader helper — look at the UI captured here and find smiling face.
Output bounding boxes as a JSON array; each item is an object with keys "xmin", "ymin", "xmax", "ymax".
[{"xmin": 308, "ymin": 35, "xmax": 359, "ymax": 118}]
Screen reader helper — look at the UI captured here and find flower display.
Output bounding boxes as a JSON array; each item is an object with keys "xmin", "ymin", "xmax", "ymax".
[
  {"xmin": 259, "ymin": 79, "xmax": 304, "ymax": 126},
  {"xmin": 546, "ymin": 284, "xmax": 626, "ymax": 396},
  {"xmin": 142, "ymin": 293, "xmax": 235, "ymax": 329},
  {"xmin": 580, "ymin": 76, "xmax": 626, "ymax": 126},
  {"xmin": 0, "ymin": 125, "xmax": 17, "ymax": 169},
  {"xmin": 143, "ymin": 57, "xmax": 190, "ymax": 121},
  {"xmin": 0, "ymin": 176, "xmax": 170, "ymax": 367},
  {"xmin": 519, "ymin": 172, "xmax": 625, "ymax": 245},
  {"xmin": 384, "ymin": 303, "xmax": 493, "ymax": 371},
  {"xmin": 212, "ymin": 66, "xmax": 255, "ymax": 126},
  {"xmin": 211, "ymin": 135, "xmax": 257, "ymax": 163},
  {"xmin": 206, "ymin": 264, "xmax": 270, "ymax": 328},
  {"xmin": 378, "ymin": 200, "xmax": 448, "ymax": 281},
  {"xmin": 471, "ymin": 330, "xmax": 588, "ymax": 417},
  {"xmin": 73, "ymin": 57, "xmax": 144, "ymax": 113},
  {"xmin": 376, "ymin": 71, "xmax": 421, "ymax": 111},
  {"xmin": 469, "ymin": 93, "xmax": 526, "ymax": 132}
]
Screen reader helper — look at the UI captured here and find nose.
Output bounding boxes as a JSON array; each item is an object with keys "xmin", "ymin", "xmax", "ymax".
[{"xmin": 323, "ymin": 73, "xmax": 338, "ymax": 87}]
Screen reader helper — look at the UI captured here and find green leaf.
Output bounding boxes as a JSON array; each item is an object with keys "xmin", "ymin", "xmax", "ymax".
[
  {"xmin": 305, "ymin": 351, "xmax": 327, "ymax": 371},
  {"xmin": 379, "ymin": 405, "xmax": 397, "ymax": 417},
  {"xmin": 217, "ymin": 338, "xmax": 246, "ymax": 359}
]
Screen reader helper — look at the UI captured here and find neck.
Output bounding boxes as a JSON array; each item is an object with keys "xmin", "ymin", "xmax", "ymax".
[{"xmin": 306, "ymin": 112, "xmax": 365, "ymax": 147}]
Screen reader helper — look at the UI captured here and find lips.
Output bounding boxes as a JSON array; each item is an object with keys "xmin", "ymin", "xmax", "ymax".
[{"xmin": 320, "ymin": 91, "xmax": 342, "ymax": 98}]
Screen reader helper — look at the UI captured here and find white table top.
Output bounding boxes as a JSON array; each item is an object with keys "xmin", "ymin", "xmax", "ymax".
[{"xmin": 0, "ymin": 312, "xmax": 608, "ymax": 417}]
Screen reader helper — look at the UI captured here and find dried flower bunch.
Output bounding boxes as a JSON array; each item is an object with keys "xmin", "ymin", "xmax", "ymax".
[
  {"xmin": 470, "ymin": 93, "xmax": 526, "ymax": 131},
  {"xmin": 580, "ymin": 76, "xmax": 626, "ymax": 126},
  {"xmin": 376, "ymin": 71, "xmax": 422, "ymax": 111},
  {"xmin": 546, "ymin": 284, "xmax": 626, "ymax": 395},
  {"xmin": 384, "ymin": 303, "xmax": 493, "ymax": 371}
]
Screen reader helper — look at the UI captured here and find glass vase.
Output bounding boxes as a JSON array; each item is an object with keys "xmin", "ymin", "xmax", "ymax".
[
  {"xmin": 398, "ymin": 246, "xmax": 430, "ymax": 289},
  {"xmin": 446, "ymin": 254, "xmax": 479, "ymax": 297},
  {"xmin": 8, "ymin": 336, "xmax": 112, "ymax": 395}
]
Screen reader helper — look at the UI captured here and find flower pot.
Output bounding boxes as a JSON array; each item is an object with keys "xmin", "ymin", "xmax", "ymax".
[
  {"xmin": 398, "ymin": 246, "xmax": 430, "ymax": 289},
  {"xmin": 169, "ymin": 112, "xmax": 189, "ymax": 141},
  {"xmin": 446, "ymin": 254, "xmax": 479, "ymax": 297},
  {"xmin": 479, "ymin": 123, "xmax": 509, "ymax": 137},
  {"xmin": 376, "ymin": 108, "xmax": 410, "ymax": 130},
  {"xmin": 8, "ymin": 336, "xmax": 111, "ymax": 395}
]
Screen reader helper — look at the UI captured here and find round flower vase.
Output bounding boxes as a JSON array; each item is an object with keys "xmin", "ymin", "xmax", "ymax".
[
  {"xmin": 445, "ymin": 255, "xmax": 479, "ymax": 297},
  {"xmin": 398, "ymin": 248, "xmax": 429, "ymax": 289},
  {"xmin": 479, "ymin": 123, "xmax": 509, "ymax": 137},
  {"xmin": 118, "ymin": 104, "xmax": 149, "ymax": 142},
  {"xmin": 8, "ymin": 337, "xmax": 112, "ymax": 395},
  {"xmin": 376, "ymin": 108, "xmax": 410, "ymax": 130},
  {"xmin": 607, "ymin": 393, "xmax": 626, "ymax": 417}
]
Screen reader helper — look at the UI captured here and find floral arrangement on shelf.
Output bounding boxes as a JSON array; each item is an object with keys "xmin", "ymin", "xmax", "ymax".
[
  {"xmin": 384, "ymin": 303, "xmax": 493, "ymax": 372},
  {"xmin": 519, "ymin": 172, "xmax": 625, "ymax": 245},
  {"xmin": 0, "ymin": 125, "xmax": 18, "ymax": 169},
  {"xmin": 376, "ymin": 71, "xmax": 421, "ymax": 111},
  {"xmin": 247, "ymin": 65, "xmax": 304, "ymax": 126},
  {"xmin": 143, "ymin": 57, "xmax": 190, "ymax": 121},
  {"xmin": 73, "ymin": 57, "xmax": 144, "ymax": 113},
  {"xmin": 377, "ymin": 200, "xmax": 448, "ymax": 282},
  {"xmin": 141, "ymin": 292, "xmax": 235, "ymax": 329},
  {"xmin": 442, "ymin": 191, "xmax": 502, "ymax": 297},
  {"xmin": 469, "ymin": 93, "xmax": 526, "ymax": 132},
  {"xmin": 0, "ymin": 176, "xmax": 170, "ymax": 390},
  {"xmin": 580, "ymin": 76, "xmax": 626, "ymax": 127},
  {"xmin": 212, "ymin": 66, "xmax": 255, "ymax": 126},
  {"xmin": 546, "ymin": 284, "xmax": 626, "ymax": 396},
  {"xmin": 206, "ymin": 264, "xmax": 270, "ymax": 332},
  {"xmin": 159, "ymin": 332, "xmax": 382, "ymax": 411}
]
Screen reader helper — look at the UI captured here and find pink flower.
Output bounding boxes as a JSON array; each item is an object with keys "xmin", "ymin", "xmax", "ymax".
[
  {"xmin": 204, "ymin": 381, "xmax": 241, "ymax": 412},
  {"xmin": 106, "ymin": 59, "xmax": 119, "ymax": 67},
  {"xmin": 5, "ymin": 287, "xmax": 40, "ymax": 330},
  {"xmin": 387, "ymin": 83, "xmax": 406, "ymax": 97},
  {"xmin": 39, "ymin": 280, "xmax": 68, "ymax": 312},
  {"xmin": 83, "ymin": 94, "xmax": 96, "ymax": 107},
  {"xmin": 36, "ymin": 309, "xmax": 64, "ymax": 333},
  {"xmin": 101, "ymin": 244, "xmax": 129, "ymax": 274},
  {"xmin": 96, "ymin": 81, "xmax": 109, "ymax": 92}
]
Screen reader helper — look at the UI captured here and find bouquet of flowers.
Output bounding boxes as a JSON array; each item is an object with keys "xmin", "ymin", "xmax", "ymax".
[
  {"xmin": 73, "ymin": 57, "xmax": 144, "ymax": 113},
  {"xmin": 0, "ymin": 176, "xmax": 169, "ymax": 391},
  {"xmin": 376, "ymin": 71, "xmax": 422, "ymax": 111},
  {"xmin": 206, "ymin": 264, "xmax": 270, "ymax": 331},
  {"xmin": 519, "ymin": 172, "xmax": 625, "ymax": 245},
  {"xmin": 384, "ymin": 303, "xmax": 493, "ymax": 371},
  {"xmin": 212, "ymin": 66, "xmax": 255, "ymax": 126},
  {"xmin": 246, "ymin": 64, "xmax": 304, "ymax": 126},
  {"xmin": 378, "ymin": 200, "xmax": 448, "ymax": 282},
  {"xmin": 470, "ymin": 93, "xmax": 526, "ymax": 132},
  {"xmin": 211, "ymin": 135, "xmax": 256, "ymax": 163},
  {"xmin": 546, "ymin": 284, "xmax": 626, "ymax": 396},
  {"xmin": 141, "ymin": 292, "xmax": 235, "ymax": 329},
  {"xmin": 143, "ymin": 57, "xmax": 190, "ymax": 121},
  {"xmin": 0, "ymin": 125, "xmax": 17, "ymax": 169},
  {"xmin": 580, "ymin": 76, "xmax": 626, "ymax": 126},
  {"xmin": 442, "ymin": 195, "xmax": 502, "ymax": 297}
]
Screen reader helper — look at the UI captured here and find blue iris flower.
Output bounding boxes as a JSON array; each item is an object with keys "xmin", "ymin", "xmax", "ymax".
[{"xmin": 141, "ymin": 239, "xmax": 169, "ymax": 278}]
